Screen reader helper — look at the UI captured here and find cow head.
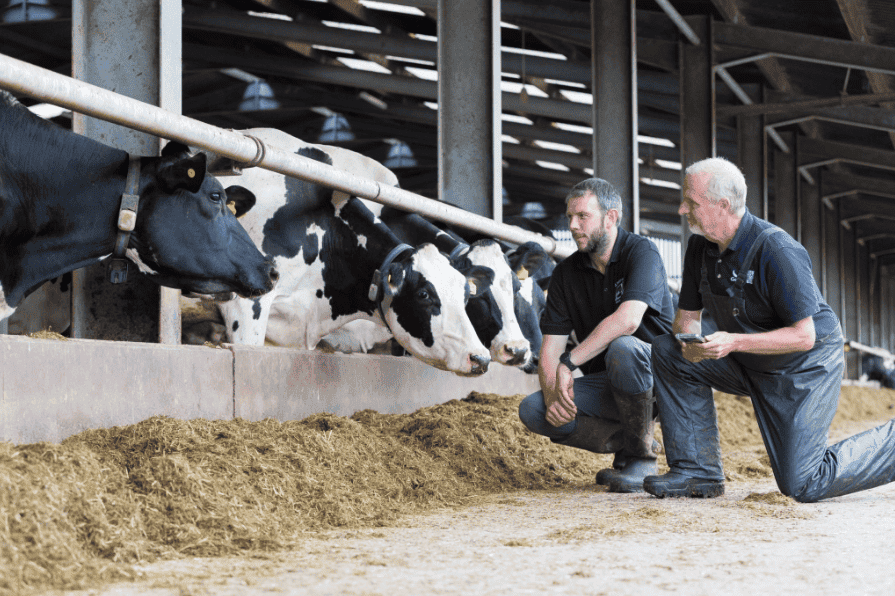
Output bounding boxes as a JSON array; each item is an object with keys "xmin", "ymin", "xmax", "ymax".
[
  {"xmin": 379, "ymin": 243, "xmax": 493, "ymax": 377},
  {"xmin": 130, "ymin": 142, "xmax": 278, "ymax": 298},
  {"xmin": 452, "ymin": 240, "xmax": 532, "ymax": 369}
]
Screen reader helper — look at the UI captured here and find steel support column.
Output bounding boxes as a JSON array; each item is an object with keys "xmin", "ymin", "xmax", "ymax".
[
  {"xmin": 72, "ymin": 0, "xmax": 182, "ymax": 343},
  {"xmin": 737, "ymin": 111, "xmax": 766, "ymax": 219},
  {"xmin": 772, "ymin": 131, "xmax": 797, "ymax": 239},
  {"xmin": 437, "ymin": 0, "xmax": 501, "ymax": 219},
  {"xmin": 591, "ymin": 0, "xmax": 638, "ymax": 233},
  {"xmin": 678, "ymin": 15, "xmax": 714, "ymax": 249},
  {"xmin": 799, "ymin": 167, "xmax": 822, "ymax": 287}
]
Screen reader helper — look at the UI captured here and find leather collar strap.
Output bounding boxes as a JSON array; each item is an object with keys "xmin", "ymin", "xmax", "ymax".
[
  {"xmin": 368, "ymin": 243, "xmax": 414, "ymax": 332},
  {"xmin": 109, "ymin": 155, "xmax": 142, "ymax": 283},
  {"xmin": 448, "ymin": 243, "xmax": 470, "ymax": 260}
]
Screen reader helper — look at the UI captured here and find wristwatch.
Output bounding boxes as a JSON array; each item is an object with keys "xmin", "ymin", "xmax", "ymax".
[{"xmin": 559, "ymin": 351, "xmax": 578, "ymax": 372}]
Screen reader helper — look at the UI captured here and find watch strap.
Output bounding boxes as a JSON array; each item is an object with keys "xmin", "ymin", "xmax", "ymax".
[{"xmin": 559, "ymin": 351, "xmax": 578, "ymax": 372}]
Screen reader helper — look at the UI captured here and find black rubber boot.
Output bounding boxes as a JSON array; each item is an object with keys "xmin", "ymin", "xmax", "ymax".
[
  {"xmin": 643, "ymin": 472, "xmax": 725, "ymax": 498},
  {"xmin": 551, "ymin": 415, "xmax": 624, "ymax": 454},
  {"xmin": 595, "ymin": 438, "xmax": 663, "ymax": 486},
  {"xmin": 606, "ymin": 388, "xmax": 659, "ymax": 493}
]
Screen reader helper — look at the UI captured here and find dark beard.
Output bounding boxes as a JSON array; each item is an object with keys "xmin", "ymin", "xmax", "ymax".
[{"xmin": 584, "ymin": 228, "xmax": 610, "ymax": 254}]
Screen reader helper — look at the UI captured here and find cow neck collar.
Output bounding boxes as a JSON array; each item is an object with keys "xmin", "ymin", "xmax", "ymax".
[
  {"xmin": 108, "ymin": 155, "xmax": 141, "ymax": 283},
  {"xmin": 369, "ymin": 243, "xmax": 414, "ymax": 332},
  {"xmin": 448, "ymin": 243, "xmax": 469, "ymax": 260}
]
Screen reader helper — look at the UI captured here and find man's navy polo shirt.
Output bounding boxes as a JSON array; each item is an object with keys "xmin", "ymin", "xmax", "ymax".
[
  {"xmin": 678, "ymin": 208, "xmax": 839, "ymax": 338},
  {"xmin": 541, "ymin": 227, "xmax": 674, "ymax": 375}
]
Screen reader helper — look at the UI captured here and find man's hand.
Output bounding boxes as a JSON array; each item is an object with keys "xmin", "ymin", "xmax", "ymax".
[
  {"xmin": 680, "ymin": 331, "xmax": 737, "ymax": 362},
  {"xmin": 545, "ymin": 363, "xmax": 577, "ymax": 426}
]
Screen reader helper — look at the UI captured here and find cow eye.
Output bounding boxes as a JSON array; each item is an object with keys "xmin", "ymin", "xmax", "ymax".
[
  {"xmin": 209, "ymin": 192, "xmax": 223, "ymax": 203},
  {"xmin": 417, "ymin": 289, "xmax": 429, "ymax": 301}
]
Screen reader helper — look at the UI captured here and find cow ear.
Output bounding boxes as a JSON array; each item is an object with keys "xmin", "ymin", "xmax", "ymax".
[
  {"xmin": 508, "ymin": 243, "xmax": 551, "ymax": 279},
  {"xmin": 225, "ymin": 186, "xmax": 256, "ymax": 218},
  {"xmin": 383, "ymin": 264, "xmax": 406, "ymax": 298},
  {"xmin": 161, "ymin": 141, "xmax": 191, "ymax": 159},
  {"xmin": 157, "ymin": 151, "xmax": 207, "ymax": 193},
  {"xmin": 465, "ymin": 265, "xmax": 494, "ymax": 298}
]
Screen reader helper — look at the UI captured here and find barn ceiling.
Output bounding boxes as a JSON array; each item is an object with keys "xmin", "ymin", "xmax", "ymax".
[{"xmin": 2, "ymin": 0, "xmax": 895, "ymax": 250}]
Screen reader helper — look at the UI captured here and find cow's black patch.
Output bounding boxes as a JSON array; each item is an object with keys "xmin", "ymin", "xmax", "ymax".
[
  {"xmin": 261, "ymin": 147, "xmax": 334, "ymax": 263},
  {"xmin": 316, "ymin": 289, "xmax": 323, "ymax": 298},
  {"xmin": 232, "ymin": 320, "xmax": 239, "ymax": 332},
  {"xmin": 252, "ymin": 299, "xmax": 262, "ymax": 320},
  {"xmin": 389, "ymin": 267, "xmax": 438, "ymax": 348}
]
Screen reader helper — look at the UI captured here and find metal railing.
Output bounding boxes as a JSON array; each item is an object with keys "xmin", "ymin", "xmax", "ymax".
[{"xmin": 0, "ymin": 52, "xmax": 572, "ymax": 260}]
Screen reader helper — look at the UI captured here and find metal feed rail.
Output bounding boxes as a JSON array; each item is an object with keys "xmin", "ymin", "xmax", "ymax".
[{"xmin": 0, "ymin": 52, "xmax": 570, "ymax": 259}]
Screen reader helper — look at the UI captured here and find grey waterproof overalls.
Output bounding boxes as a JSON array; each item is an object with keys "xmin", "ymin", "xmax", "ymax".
[{"xmin": 652, "ymin": 227, "xmax": 895, "ymax": 502}]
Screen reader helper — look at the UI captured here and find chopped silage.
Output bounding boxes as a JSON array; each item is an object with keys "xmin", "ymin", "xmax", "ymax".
[{"xmin": 1, "ymin": 386, "xmax": 893, "ymax": 594}]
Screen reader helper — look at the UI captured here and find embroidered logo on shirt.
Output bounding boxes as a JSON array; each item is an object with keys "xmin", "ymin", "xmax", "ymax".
[{"xmin": 614, "ymin": 279, "xmax": 624, "ymax": 304}]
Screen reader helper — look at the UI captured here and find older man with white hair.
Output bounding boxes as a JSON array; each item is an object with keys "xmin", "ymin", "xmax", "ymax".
[{"xmin": 644, "ymin": 156, "xmax": 895, "ymax": 502}]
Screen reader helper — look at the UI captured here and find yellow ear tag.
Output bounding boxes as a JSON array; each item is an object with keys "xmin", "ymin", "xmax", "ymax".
[
  {"xmin": 227, "ymin": 201, "xmax": 237, "ymax": 216},
  {"xmin": 468, "ymin": 280, "xmax": 477, "ymax": 296},
  {"xmin": 387, "ymin": 273, "xmax": 392, "ymax": 285},
  {"xmin": 517, "ymin": 266, "xmax": 529, "ymax": 281},
  {"xmin": 187, "ymin": 168, "xmax": 196, "ymax": 179}
]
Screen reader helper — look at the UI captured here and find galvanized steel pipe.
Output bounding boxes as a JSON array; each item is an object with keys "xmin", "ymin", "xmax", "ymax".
[{"xmin": 0, "ymin": 53, "xmax": 570, "ymax": 258}]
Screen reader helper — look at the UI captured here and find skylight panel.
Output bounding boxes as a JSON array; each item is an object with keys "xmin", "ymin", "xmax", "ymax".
[
  {"xmin": 502, "ymin": 135, "xmax": 521, "ymax": 144},
  {"xmin": 559, "ymin": 89, "xmax": 593, "ymax": 104},
  {"xmin": 322, "ymin": 21, "xmax": 382, "ymax": 34},
  {"xmin": 405, "ymin": 66, "xmax": 438, "ymax": 81},
  {"xmin": 337, "ymin": 57, "xmax": 392, "ymax": 74},
  {"xmin": 248, "ymin": 11, "xmax": 293, "ymax": 21},
  {"xmin": 655, "ymin": 159, "xmax": 682, "ymax": 170},
  {"xmin": 534, "ymin": 140, "xmax": 580, "ymax": 153},
  {"xmin": 501, "ymin": 21, "xmax": 520, "ymax": 29},
  {"xmin": 641, "ymin": 178, "xmax": 681, "ymax": 190},
  {"xmin": 545, "ymin": 79, "xmax": 586, "ymax": 89},
  {"xmin": 536, "ymin": 161, "xmax": 571, "ymax": 171},
  {"xmin": 359, "ymin": 1, "xmax": 426, "ymax": 15},
  {"xmin": 501, "ymin": 81, "xmax": 548, "ymax": 97},
  {"xmin": 554, "ymin": 122, "xmax": 593, "ymax": 135},
  {"xmin": 387, "ymin": 56, "xmax": 435, "ymax": 66},
  {"xmin": 28, "ymin": 103, "xmax": 67, "ymax": 119},
  {"xmin": 639, "ymin": 135, "xmax": 675, "ymax": 147},
  {"xmin": 413, "ymin": 33, "xmax": 438, "ymax": 42},
  {"xmin": 502, "ymin": 113, "xmax": 534, "ymax": 125},
  {"xmin": 313, "ymin": 45, "xmax": 354, "ymax": 54},
  {"xmin": 502, "ymin": 46, "xmax": 567, "ymax": 61}
]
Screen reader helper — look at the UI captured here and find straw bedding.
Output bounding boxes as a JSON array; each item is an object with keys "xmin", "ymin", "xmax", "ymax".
[{"xmin": 1, "ymin": 386, "xmax": 893, "ymax": 594}]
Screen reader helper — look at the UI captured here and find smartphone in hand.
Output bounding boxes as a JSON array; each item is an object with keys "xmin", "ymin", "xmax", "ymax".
[{"xmin": 675, "ymin": 333, "xmax": 707, "ymax": 343}]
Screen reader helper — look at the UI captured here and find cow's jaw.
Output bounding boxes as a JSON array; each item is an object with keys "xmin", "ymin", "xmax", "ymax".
[{"xmin": 466, "ymin": 243, "xmax": 532, "ymax": 367}]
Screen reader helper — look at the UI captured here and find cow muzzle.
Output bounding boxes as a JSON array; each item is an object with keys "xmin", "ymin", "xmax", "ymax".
[{"xmin": 469, "ymin": 353, "xmax": 490, "ymax": 376}]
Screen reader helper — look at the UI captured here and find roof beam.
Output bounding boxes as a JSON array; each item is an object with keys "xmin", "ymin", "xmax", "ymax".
[
  {"xmin": 833, "ymin": 0, "xmax": 895, "ymax": 149},
  {"xmin": 799, "ymin": 137, "xmax": 895, "ymax": 171}
]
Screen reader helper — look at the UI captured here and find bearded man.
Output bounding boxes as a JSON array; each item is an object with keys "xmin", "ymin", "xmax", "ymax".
[{"xmin": 518, "ymin": 178, "xmax": 675, "ymax": 492}]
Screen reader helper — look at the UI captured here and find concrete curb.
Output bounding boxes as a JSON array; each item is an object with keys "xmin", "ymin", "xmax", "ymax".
[{"xmin": 0, "ymin": 335, "xmax": 539, "ymax": 444}]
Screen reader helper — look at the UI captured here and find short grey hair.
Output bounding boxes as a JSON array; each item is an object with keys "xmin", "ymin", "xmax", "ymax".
[
  {"xmin": 685, "ymin": 157, "xmax": 747, "ymax": 216},
  {"xmin": 565, "ymin": 178, "xmax": 623, "ymax": 227}
]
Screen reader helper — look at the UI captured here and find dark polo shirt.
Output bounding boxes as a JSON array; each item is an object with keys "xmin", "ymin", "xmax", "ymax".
[
  {"xmin": 541, "ymin": 227, "xmax": 674, "ymax": 375},
  {"xmin": 679, "ymin": 208, "xmax": 839, "ymax": 338}
]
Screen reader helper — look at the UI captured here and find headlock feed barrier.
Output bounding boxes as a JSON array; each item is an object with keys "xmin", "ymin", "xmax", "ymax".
[{"xmin": 0, "ymin": 52, "xmax": 573, "ymax": 259}]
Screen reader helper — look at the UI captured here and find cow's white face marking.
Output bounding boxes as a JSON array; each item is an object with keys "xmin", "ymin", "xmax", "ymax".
[
  {"xmin": 383, "ymin": 244, "xmax": 490, "ymax": 375},
  {"xmin": 356, "ymin": 234, "xmax": 368, "ymax": 250},
  {"xmin": 466, "ymin": 243, "xmax": 531, "ymax": 366}
]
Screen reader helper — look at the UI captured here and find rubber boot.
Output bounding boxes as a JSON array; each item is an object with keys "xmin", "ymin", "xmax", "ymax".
[
  {"xmin": 551, "ymin": 415, "xmax": 624, "ymax": 454},
  {"xmin": 606, "ymin": 388, "xmax": 658, "ymax": 493},
  {"xmin": 595, "ymin": 439, "xmax": 663, "ymax": 486}
]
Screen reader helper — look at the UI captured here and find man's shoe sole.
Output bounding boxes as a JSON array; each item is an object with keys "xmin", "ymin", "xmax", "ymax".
[{"xmin": 644, "ymin": 478, "xmax": 725, "ymax": 498}]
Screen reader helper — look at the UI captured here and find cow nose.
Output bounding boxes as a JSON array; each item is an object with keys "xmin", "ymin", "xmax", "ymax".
[
  {"xmin": 470, "ymin": 354, "xmax": 490, "ymax": 375},
  {"xmin": 267, "ymin": 263, "xmax": 280, "ymax": 285},
  {"xmin": 504, "ymin": 345, "xmax": 530, "ymax": 366}
]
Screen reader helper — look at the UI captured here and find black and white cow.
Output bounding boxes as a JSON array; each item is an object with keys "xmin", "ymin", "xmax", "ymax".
[
  {"xmin": 202, "ymin": 128, "xmax": 493, "ymax": 376},
  {"xmin": 380, "ymin": 208, "xmax": 534, "ymax": 369},
  {"xmin": 0, "ymin": 91, "xmax": 277, "ymax": 321}
]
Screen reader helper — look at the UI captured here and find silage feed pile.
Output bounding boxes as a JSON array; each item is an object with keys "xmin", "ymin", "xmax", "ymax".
[{"xmin": 2, "ymin": 386, "xmax": 894, "ymax": 594}]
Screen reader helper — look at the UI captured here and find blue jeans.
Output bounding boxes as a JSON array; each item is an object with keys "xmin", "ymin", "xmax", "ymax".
[{"xmin": 518, "ymin": 336, "xmax": 653, "ymax": 440}]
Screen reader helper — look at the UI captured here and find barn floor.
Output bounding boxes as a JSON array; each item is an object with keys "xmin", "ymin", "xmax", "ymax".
[
  {"xmin": 48, "ymin": 414, "xmax": 895, "ymax": 596},
  {"xmin": 55, "ymin": 445, "xmax": 895, "ymax": 596}
]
